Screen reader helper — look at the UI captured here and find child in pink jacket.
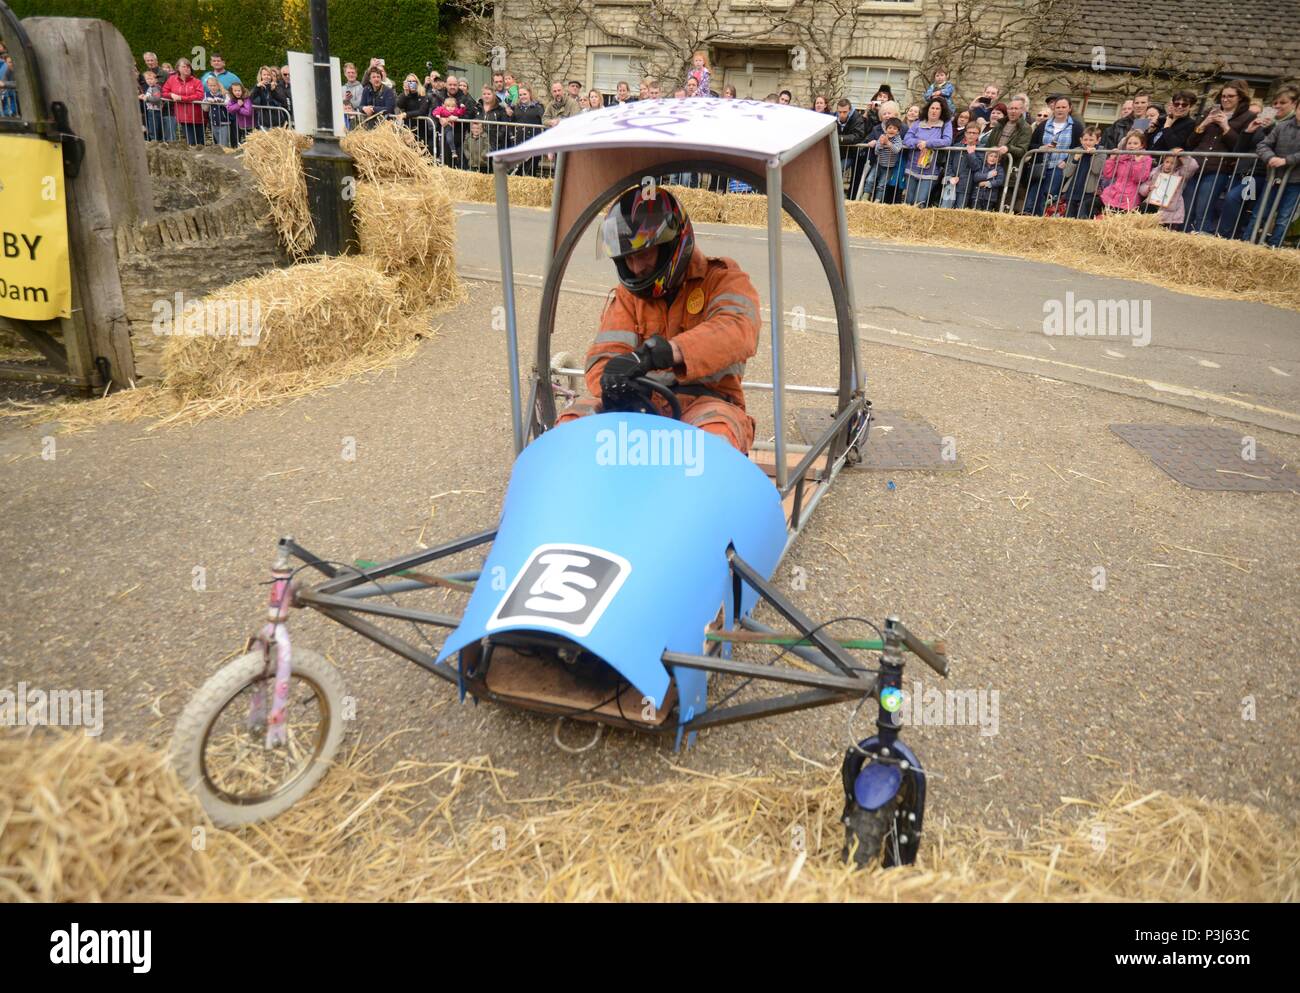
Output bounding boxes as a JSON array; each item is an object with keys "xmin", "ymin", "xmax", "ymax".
[
  {"xmin": 1100, "ymin": 130, "xmax": 1153, "ymax": 211},
  {"xmin": 1139, "ymin": 153, "xmax": 1199, "ymax": 227},
  {"xmin": 686, "ymin": 51, "xmax": 712, "ymax": 98}
]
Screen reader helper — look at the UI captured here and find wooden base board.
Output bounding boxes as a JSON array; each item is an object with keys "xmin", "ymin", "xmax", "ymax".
[
  {"xmin": 481, "ymin": 645, "xmax": 676, "ymax": 726},
  {"xmin": 780, "ymin": 478, "xmax": 827, "ymax": 525},
  {"xmin": 749, "ymin": 447, "xmax": 828, "ymax": 481}
]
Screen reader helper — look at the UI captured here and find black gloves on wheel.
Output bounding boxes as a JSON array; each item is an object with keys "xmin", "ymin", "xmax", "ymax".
[
  {"xmin": 639, "ymin": 334, "xmax": 674, "ymax": 371},
  {"xmin": 600, "ymin": 335, "xmax": 674, "ymax": 409}
]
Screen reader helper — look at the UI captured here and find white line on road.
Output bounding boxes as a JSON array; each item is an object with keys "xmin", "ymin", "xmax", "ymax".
[{"xmin": 458, "ymin": 267, "xmax": 1300, "ymax": 427}]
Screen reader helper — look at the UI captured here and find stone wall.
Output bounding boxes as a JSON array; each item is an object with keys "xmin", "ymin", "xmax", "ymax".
[{"xmin": 115, "ymin": 144, "xmax": 289, "ymax": 377}]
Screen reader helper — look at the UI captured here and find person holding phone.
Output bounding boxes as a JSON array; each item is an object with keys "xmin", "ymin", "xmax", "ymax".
[{"xmin": 1185, "ymin": 79, "xmax": 1256, "ymax": 233}]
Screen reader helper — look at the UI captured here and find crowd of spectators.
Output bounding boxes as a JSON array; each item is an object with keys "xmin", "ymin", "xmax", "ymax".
[
  {"xmin": 2, "ymin": 39, "xmax": 1294, "ymax": 247},
  {"xmin": 820, "ymin": 71, "xmax": 1299, "ymax": 247}
]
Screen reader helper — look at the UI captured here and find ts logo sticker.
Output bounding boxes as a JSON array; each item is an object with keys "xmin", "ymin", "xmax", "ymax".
[{"xmin": 487, "ymin": 544, "xmax": 631, "ymax": 637}]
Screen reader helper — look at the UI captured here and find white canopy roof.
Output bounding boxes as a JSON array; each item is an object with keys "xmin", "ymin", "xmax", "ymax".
[{"xmin": 489, "ymin": 97, "xmax": 836, "ymax": 165}]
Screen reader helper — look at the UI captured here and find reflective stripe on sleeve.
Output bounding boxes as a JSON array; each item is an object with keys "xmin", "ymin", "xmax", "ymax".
[
  {"xmin": 697, "ymin": 361, "xmax": 745, "ymax": 384},
  {"xmin": 594, "ymin": 329, "xmax": 640, "ymax": 348}
]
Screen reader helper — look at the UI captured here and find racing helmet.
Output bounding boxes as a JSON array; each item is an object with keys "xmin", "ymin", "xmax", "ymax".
[{"xmin": 599, "ymin": 186, "xmax": 695, "ymax": 299}]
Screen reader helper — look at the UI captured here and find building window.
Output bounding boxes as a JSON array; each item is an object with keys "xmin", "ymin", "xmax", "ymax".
[
  {"xmin": 844, "ymin": 61, "xmax": 911, "ymax": 108},
  {"xmin": 1083, "ymin": 99, "xmax": 1121, "ymax": 125},
  {"xmin": 857, "ymin": 0, "xmax": 923, "ymax": 12},
  {"xmin": 588, "ymin": 48, "xmax": 643, "ymax": 95}
]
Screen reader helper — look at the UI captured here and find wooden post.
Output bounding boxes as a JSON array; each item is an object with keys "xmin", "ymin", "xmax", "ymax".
[{"xmin": 22, "ymin": 16, "xmax": 151, "ymax": 388}]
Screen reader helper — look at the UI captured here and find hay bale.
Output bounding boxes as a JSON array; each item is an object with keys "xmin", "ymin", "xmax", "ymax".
[
  {"xmin": 155, "ymin": 256, "xmax": 421, "ymax": 419},
  {"xmin": 0, "ymin": 730, "xmax": 296, "ymax": 901},
  {"xmin": 437, "ymin": 170, "xmax": 551, "ymax": 208},
  {"xmin": 4, "ymin": 729, "xmax": 1296, "ymax": 902},
  {"xmin": 353, "ymin": 180, "xmax": 454, "ymax": 269},
  {"xmin": 353, "ymin": 179, "xmax": 463, "ymax": 313},
  {"xmin": 390, "ymin": 255, "xmax": 467, "ymax": 315},
  {"xmin": 9, "ymin": 257, "xmax": 427, "ymax": 431},
  {"xmin": 721, "ymin": 191, "xmax": 799, "ymax": 231},
  {"xmin": 505, "ymin": 174, "xmax": 555, "ymax": 208},
  {"xmin": 340, "ymin": 119, "xmax": 435, "ymax": 183},
  {"xmin": 241, "ymin": 128, "xmax": 315, "ymax": 257},
  {"xmin": 662, "ymin": 185, "xmax": 725, "ymax": 224}
]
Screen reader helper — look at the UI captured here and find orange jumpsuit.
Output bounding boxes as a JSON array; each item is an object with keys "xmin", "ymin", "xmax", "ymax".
[{"xmin": 557, "ymin": 249, "xmax": 761, "ymax": 452}]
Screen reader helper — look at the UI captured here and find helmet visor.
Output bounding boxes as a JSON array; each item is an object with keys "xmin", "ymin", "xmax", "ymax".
[{"xmin": 599, "ymin": 191, "xmax": 681, "ymax": 259}]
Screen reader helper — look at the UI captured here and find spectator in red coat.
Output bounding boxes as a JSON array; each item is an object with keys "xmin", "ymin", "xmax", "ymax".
[{"xmin": 162, "ymin": 58, "xmax": 206, "ymax": 145}]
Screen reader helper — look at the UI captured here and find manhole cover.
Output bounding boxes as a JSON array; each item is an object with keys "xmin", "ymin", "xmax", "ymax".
[
  {"xmin": 1110, "ymin": 424, "xmax": 1299, "ymax": 492},
  {"xmin": 795, "ymin": 407, "xmax": 959, "ymax": 470}
]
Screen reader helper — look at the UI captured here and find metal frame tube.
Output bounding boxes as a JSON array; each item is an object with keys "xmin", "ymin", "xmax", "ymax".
[
  {"xmin": 778, "ymin": 125, "xmax": 838, "ymax": 166},
  {"xmin": 548, "ymin": 366, "xmax": 837, "ymax": 397},
  {"xmin": 313, "ymin": 528, "xmax": 496, "ymax": 595},
  {"xmin": 739, "ymin": 616, "xmax": 840, "ymax": 670},
  {"xmin": 662, "ymin": 651, "xmax": 870, "ymax": 693},
  {"xmin": 494, "ymin": 162, "xmax": 525, "ymax": 454},
  {"xmin": 681, "ymin": 688, "xmax": 853, "ymax": 731},
  {"xmin": 729, "ymin": 548, "xmax": 861, "ymax": 677},
  {"xmin": 828, "ymin": 133, "xmax": 864, "ymax": 394},
  {"xmin": 765, "ymin": 157, "xmax": 787, "ymax": 490},
  {"xmin": 312, "ymin": 606, "xmax": 460, "ymax": 685},
  {"xmin": 296, "ymin": 589, "xmax": 462, "ymax": 628}
]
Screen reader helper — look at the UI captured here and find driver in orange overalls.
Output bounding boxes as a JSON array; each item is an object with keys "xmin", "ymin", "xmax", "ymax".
[{"xmin": 556, "ymin": 187, "xmax": 762, "ymax": 453}]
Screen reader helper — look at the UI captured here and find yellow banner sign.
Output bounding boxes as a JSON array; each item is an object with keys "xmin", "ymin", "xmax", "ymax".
[{"xmin": 0, "ymin": 134, "xmax": 72, "ymax": 321}]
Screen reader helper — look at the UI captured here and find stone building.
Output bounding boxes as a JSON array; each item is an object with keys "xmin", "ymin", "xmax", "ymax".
[
  {"xmin": 482, "ymin": 0, "xmax": 1299, "ymax": 123},
  {"xmin": 1025, "ymin": 0, "xmax": 1300, "ymax": 125},
  {"xmin": 485, "ymin": 0, "xmax": 1035, "ymax": 109}
]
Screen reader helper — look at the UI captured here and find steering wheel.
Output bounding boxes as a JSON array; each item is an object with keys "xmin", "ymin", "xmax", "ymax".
[
  {"xmin": 640, "ymin": 377, "xmax": 683, "ymax": 420},
  {"xmin": 600, "ymin": 373, "xmax": 683, "ymax": 420}
]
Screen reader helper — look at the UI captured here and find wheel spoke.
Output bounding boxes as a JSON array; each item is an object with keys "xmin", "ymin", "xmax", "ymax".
[{"xmin": 201, "ymin": 674, "xmax": 328, "ymax": 804}]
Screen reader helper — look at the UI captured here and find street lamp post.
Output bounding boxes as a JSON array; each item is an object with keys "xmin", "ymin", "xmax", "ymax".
[{"xmin": 300, "ymin": 0, "xmax": 357, "ymax": 255}]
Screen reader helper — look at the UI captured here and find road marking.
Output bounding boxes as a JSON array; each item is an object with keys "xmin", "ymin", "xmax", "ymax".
[
  {"xmin": 1197, "ymin": 359, "xmax": 1222, "ymax": 368},
  {"xmin": 1270, "ymin": 366, "xmax": 1292, "ymax": 376},
  {"xmin": 458, "ymin": 267, "xmax": 1300, "ymax": 426},
  {"xmin": 844, "ymin": 315, "xmax": 1300, "ymax": 423}
]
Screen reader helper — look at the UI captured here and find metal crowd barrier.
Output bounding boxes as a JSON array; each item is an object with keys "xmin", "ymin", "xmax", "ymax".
[
  {"xmin": 828, "ymin": 140, "xmax": 1297, "ymax": 247},
  {"xmin": 840, "ymin": 142, "xmax": 1014, "ymax": 211},
  {"xmin": 140, "ymin": 98, "xmax": 291, "ymax": 148},
  {"xmin": 1008, "ymin": 146, "xmax": 1298, "ymax": 245},
  {"xmin": 373, "ymin": 114, "xmax": 545, "ymax": 173}
]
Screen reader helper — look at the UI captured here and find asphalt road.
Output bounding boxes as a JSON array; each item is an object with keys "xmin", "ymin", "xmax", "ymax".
[
  {"xmin": 455, "ymin": 203, "xmax": 1300, "ymax": 435},
  {"xmin": 3, "ymin": 278, "xmax": 1296, "ymax": 835}
]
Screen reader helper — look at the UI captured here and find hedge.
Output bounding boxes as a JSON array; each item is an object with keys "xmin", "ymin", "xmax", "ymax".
[{"xmin": 5, "ymin": 0, "xmax": 454, "ymax": 82}]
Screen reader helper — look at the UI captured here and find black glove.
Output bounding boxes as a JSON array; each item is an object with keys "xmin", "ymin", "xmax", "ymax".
[
  {"xmin": 600, "ymin": 352, "xmax": 648, "ymax": 409},
  {"xmin": 639, "ymin": 334, "xmax": 674, "ymax": 371}
]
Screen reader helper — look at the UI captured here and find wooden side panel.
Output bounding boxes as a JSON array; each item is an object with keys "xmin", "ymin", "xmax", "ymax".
[
  {"xmin": 554, "ymin": 147, "xmax": 758, "ymax": 255},
  {"xmin": 553, "ymin": 137, "xmax": 847, "ymax": 290},
  {"xmin": 786, "ymin": 138, "xmax": 845, "ymax": 278},
  {"xmin": 25, "ymin": 17, "xmax": 149, "ymax": 386}
]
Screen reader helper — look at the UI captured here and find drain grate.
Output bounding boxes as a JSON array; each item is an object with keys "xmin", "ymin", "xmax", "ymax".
[
  {"xmin": 1110, "ymin": 424, "xmax": 1299, "ymax": 493},
  {"xmin": 794, "ymin": 407, "xmax": 960, "ymax": 471}
]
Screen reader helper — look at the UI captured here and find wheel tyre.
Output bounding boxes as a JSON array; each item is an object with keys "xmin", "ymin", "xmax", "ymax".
[
  {"xmin": 171, "ymin": 648, "xmax": 347, "ymax": 827},
  {"xmin": 842, "ymin": 803, "xmax": 892, "ymax": 869}
]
